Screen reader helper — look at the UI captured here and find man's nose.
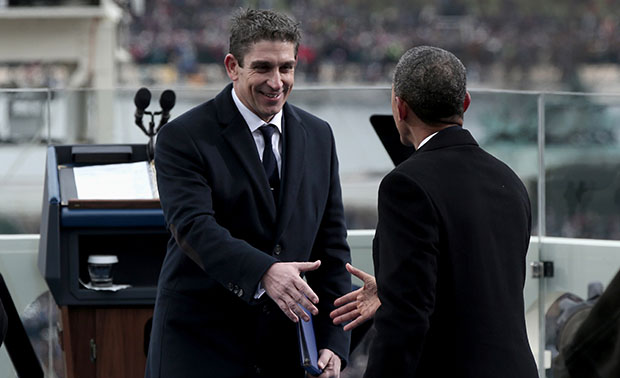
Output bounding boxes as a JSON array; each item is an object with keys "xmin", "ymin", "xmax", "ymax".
[{"xmin": 267, "ymin": 70, "xmax": 283, "ymax": 89}]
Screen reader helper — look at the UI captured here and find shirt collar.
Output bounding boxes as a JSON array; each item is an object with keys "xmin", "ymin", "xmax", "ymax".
[
  {"xmin": 232, "ymin": 88, "xmax": 283, "ymax": 133},
  {"xmin": 417, "ymin": 131, "xmax": 438, "ymax": 149}
]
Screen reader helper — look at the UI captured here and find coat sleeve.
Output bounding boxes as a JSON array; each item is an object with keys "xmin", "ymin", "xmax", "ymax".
[
  {"xmin": 364, "ymin": 170, "xmax": 440, "ymax": 378},
  {"xmin": 154, "ymin": 121, "xmax": 277, "ymax": 303},
  {"xmin": 305, "ymin": 126, "xmax": 352, "ymax": 366}
]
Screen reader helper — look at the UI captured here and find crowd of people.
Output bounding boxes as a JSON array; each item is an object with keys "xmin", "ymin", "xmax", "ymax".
[{"xmin": 125, "ymin": 0, "xmax": 620, "ymax": 89}]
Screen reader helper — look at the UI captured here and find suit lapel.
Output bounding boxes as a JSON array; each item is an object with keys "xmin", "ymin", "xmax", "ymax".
[
  {"xmin": 216, "ymin": 85, "xmax": 277, "ymax": 222},
  {"xmin": 275, "ymin": 104, "xmax": 306, "ymax": 239}
]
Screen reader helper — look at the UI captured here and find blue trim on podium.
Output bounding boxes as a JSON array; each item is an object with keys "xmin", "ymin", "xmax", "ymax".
[
  {"xmin": 60, "ymin": 208, "xmax": 166, "ymax": 228},
  {"xmin": 46, "ymin": 146, "xmax": 60, "ymax": 204}
]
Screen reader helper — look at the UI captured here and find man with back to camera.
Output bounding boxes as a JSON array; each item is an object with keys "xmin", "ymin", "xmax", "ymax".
[
  {"xmin": 330, "ymin": 46, "xmax": 539, "ymax": 377},
  {"xmin": 145, "ymin": 9, "xmax": 351, "ymax": 378}
]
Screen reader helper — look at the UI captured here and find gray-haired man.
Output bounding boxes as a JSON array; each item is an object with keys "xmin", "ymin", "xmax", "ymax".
[{"xmin": 331, "ymin": 46, "xmax": 538, "ymax": 378}]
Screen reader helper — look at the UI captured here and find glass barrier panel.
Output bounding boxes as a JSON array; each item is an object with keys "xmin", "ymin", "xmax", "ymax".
[
  {"xmin": 540, "ymin": 92, "xmax": 620, "ymax": 377},
  {"xmin": 544, "ymin": 93, "xmax": 620, "ymax": 240},
  {"xmin": 0, "ymin": 87, "xmax": 544, "ymax": 235},
  {"xmin": 0, "ymin": 89, "xmax": 49, "ymax": 234},
  {"xmin": 467, "ymin": 90, "xmax": 540, "ymax": 235}
]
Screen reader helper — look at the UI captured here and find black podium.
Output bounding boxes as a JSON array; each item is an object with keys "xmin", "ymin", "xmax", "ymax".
[{"xmin": 38, "ymin": 144, "xmax": 168, "ymax": 378}]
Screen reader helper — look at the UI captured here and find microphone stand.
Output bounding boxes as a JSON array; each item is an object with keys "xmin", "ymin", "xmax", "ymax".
[
  {"xmin": 134, "ymin": 89, "xmax": 174, "ymax": 162},
  {"xmin": 146, "ymin": 110, "xmax": 156, "ymax": 162},
  {"xmin": 136, "ymin": 110, "xmax": 166, "ymax": 162}
]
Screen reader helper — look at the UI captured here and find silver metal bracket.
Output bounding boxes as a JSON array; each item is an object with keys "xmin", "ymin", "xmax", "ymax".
[{"xmin": 531, "ymin": 261, "xmax": 554, "ymax": 278}]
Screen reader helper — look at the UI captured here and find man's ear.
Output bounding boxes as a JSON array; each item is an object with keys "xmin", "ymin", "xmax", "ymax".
[
  {"xmin": 463, "ymin": 91, "xmax": 471, "ymax": 113},
  {"xmin": 395, "ymin": 96, "xmax": 409, "ymax": 121},
  {"xmin": 224, "ymin": 54, "xmax": 239, "ymax": 81}
]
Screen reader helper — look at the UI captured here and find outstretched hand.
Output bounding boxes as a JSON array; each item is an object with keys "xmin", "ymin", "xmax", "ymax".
[
  {"xmin": 330, "ymin": 263, "xmax": 380, "ymax": 331},
  {"xmin": 262, "ymin": 260, "xmax": 321, "ymax": 322}
]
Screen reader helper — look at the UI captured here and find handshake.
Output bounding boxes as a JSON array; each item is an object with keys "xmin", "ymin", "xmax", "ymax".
[
  {"xmin": 261, "ymin": 261, "xmax": 379, "ymax": 377},
  {"xmin": 262, "ymin": 260, "xmax": 381, "ymax": 331},
  {"xmin": 262, "ymin": 261, "xmax": 380, "ymax": 329}
]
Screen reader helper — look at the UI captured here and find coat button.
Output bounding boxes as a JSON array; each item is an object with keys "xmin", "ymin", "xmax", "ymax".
[
  {"xmin": 273, "ymin": 244, "xmax": 282, "ymax": 255},
  {"xmin": 228, "ymin": 282, "xmax": 234, "ymax": 291},
  {"xmin": 237, "ymin": 288, "xmax": 244, "ymax": 297}
]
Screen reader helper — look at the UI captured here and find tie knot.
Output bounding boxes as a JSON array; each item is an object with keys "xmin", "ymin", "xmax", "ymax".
[{"xmin": 259, "ymin": 124, "xmax": 276, "ymax": 140}]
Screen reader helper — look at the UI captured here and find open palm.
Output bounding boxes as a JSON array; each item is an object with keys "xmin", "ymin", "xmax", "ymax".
[{"xmin": 330, "ymin": 263, "xmax": 381, "ymax": 331}]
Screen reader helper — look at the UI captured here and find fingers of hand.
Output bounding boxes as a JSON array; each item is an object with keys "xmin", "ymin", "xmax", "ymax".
[
  {"xmin": 317, "ymin": 349, "xmax": 333, "ymax": 371},
  {"xmin": 294, "ymin": 280, "xmax": 319, "ymax": 308},
  {"xmin": 346, "ymin": 263, "xmax": 369, "ymax": 280},
  {"xmin": 343, "ymin": 316, "xmax": 363, "ymax": 332},
  {"xmin": 269, "ymin": 267, "xmax": 318, "ymax": 299},
  {"xmin": 333, "ymin": 287, "xmax": 361, "ymax": 307},
  {"xmin": 297, "ymin": 260, "xmax": 321, "ymax": 272},
  {"xmin": 334, "ymin": 310, "xmax": 361, "ymax": 327},
  {"xmin": 276, "ymin": 298, "xmax": 299, "ymax": 322},
  {"xmin": 343, "ymin": 310, "xmax": 373, "ymax": 331},
  {"xmin": 275, "ymin": 282, "xmax": 318, "ymax": 321},
  {"xmin": 330, "ymin": 301, "xmax": 359, "ymax": 321},
  {"xmin": 317, "ymin": 349, "xmax": 340, "ymax": 377},
  {"xmin": 294, "ymin": 298, "xmax": 315, "ymax": 321},
  {"xmin": 266, "ymin": 263, "xmax": 323, "ymax": 321}
]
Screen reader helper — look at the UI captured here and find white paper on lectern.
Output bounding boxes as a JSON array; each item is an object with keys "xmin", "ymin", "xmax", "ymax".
[{"xmin": 73, "ymin": 161, "xmax": 158, "ymax": 200}]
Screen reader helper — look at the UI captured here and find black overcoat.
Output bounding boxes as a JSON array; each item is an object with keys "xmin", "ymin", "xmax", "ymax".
[
  {"xmin": 146, "ymin": 84, "xmax": 351, "ymax": 378},
  {"xmin": 365, "ymin": 126, "xmax": 538, "ymax": 378}
]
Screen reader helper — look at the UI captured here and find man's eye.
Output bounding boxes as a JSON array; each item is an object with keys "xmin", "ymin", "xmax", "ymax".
[
  {"xmin": 254, "ymin": 66, "xmax": 270, "ymax": 73},
  {"xmin": 280, "ymin": 66, "xmax": 293, "ymax": 73}
]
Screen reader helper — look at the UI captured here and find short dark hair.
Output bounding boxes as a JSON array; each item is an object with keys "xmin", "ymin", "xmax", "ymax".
[
  {"xmin": 393, "ymin": 46, "xmax": 467, "ymax": 125},
  {"xmin": 229, "ymin": 8, "xmax": 301, "ymax": 67}
]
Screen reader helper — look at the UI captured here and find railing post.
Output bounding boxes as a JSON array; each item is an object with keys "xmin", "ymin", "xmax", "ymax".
[{"xmin": 537, "ymin": 92, "xmax": 547, "ymax": 376}]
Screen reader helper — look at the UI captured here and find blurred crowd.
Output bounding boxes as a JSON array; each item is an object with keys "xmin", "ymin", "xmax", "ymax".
[
  {"xmin": 1, "ymin": 0, "xmax": 618, "ymax": 89},
  {"xmin": 124, "ymin": 0, "xmax": 620, "ymax": 89}
]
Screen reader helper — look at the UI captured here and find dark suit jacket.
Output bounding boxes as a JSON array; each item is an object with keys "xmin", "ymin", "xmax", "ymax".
[
  {"xmin": 145, "ymin": 84, "xmax": 351, "ymax": 378},
  {"xmin": 365, "ymin": 126, "xmax": 538, "ymax": 378}
]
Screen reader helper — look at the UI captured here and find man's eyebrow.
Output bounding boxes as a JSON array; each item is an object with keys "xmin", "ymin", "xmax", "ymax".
[
  {"xmin": 250, "ymin": 60, "xmax": 273, "ymax": 67},
  {"xmin": 250, "ymin": 60, "xmax": 296, "ymax": 67}
]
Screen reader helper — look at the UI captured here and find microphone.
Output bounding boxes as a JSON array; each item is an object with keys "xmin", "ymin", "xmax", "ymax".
[
  {"xmin": 157, "ymin": 89, "xmax": 176, "ymax": 129},
  {"xmin": 134, "ymin": 87, "xmax": 151, "ymax": 127}
]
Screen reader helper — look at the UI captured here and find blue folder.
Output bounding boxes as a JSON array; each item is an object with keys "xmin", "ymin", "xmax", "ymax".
[{"xmin": 297, "ymin": 307, "xmax": 322, "ymax": 375}]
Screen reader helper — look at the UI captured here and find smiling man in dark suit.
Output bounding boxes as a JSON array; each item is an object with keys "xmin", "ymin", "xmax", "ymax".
[
  {"xmin": 145, "ymin": 9, "xmax": 351, "ymax": 378},
  {"xmin": 331, "ymin": 46, "xmax": 539, "ymax": 377}
]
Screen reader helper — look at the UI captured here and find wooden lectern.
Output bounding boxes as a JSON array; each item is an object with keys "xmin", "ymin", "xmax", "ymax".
[{"xmin": 38, "ymin": 144, "xmax": 168, "ymax": 378}]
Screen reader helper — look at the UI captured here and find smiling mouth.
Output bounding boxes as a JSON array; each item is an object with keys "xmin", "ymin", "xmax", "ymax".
[{"xmin": 262, "ymin": 92, "xmax": 282, "ymax": 99}]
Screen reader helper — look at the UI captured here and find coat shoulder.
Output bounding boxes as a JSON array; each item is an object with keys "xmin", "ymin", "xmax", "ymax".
[{"xmin": 158, "ymin": 99, "xmax": 218, "ymax": 138}]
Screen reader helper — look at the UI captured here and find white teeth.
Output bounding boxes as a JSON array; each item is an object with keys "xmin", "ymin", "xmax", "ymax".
[{"xmin": 265, "ymin": 93, "xmax": 279, "ymax": 98}]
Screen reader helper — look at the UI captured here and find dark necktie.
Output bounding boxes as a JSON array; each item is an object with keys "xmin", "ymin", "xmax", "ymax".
[{"xmin": 259, "ymin": 124, "xmax": 280, "ymax": 203}]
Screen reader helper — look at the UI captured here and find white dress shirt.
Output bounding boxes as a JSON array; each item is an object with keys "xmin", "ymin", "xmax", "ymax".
[
  {"xmin": 231, "ymin": 88, "xmax": 283, "ymax": 299},
  {"xmin": 232, "ymin": 88, "xmax": 282, "ymax": 177}
]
